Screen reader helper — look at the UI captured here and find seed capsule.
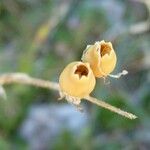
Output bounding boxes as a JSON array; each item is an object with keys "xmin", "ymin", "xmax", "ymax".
[
  {"xmin": 59, "ymin": 61, "xmax": 96, "ymax": 98},
  {"xmin": 82, "ymin": 40, "xmax": 117, "ymax": 77}
]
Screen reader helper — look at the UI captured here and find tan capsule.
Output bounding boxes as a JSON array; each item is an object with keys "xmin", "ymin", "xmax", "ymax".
[
  {"xmin": 59, "ymin": 61, "xmax": 96, "ymax": 98},
  {"xmin": 82, "ymin": 40, "xmax": 117, "ymax": 77}
]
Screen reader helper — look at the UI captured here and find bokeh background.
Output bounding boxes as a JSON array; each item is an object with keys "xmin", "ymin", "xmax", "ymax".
[{"xmin": 0, "ymin": 0, "xmax": 150, "ymax": 149}]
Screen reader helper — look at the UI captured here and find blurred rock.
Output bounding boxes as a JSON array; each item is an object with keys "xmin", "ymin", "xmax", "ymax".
[{"xmin": 20, "ymin": 104, "xmax": 89, "ymax": 150}]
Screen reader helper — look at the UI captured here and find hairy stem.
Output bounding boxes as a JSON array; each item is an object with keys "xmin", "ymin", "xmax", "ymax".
[
  {"xmin": 85, "ymin": 95, "xmax": 137, "ymax": 119},
  {"xmin": 0, "ymin": 73, "xmax": 59, "ymax": 90}
]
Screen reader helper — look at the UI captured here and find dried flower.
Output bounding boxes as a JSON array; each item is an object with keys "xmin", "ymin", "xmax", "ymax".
[
  {"xmin": 82, "ymin": 40, "xmax": 117, "ymax": 77},
  {"xmin": 59, "ymin": 61, "xmax": 96, "ymax": 98}
]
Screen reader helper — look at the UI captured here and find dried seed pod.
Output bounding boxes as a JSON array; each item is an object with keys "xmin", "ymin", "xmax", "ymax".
[
  {"xmin": 82, "ymin": 40, "xmax": 117, "ymax": 77},
  {"xmin": 59, "ymin": 61, "xmax": 96, "ymax": 98}
]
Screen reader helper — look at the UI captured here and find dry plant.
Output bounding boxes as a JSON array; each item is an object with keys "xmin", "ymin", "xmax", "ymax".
[{"xmin": 0, "ymin": 72, "xmax": 137, "ymax": 120}]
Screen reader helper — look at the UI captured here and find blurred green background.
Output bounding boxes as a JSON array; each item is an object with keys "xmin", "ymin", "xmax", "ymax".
[{"xmin": 0, "ymin": 0, "xmax": 150, "ymax": 149}]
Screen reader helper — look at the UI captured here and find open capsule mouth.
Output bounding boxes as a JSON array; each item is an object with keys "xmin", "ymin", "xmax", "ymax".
[
  {"xmin": 75, "ymin": 64, "xmax": 89, "ymax": 78},
  {"xmin": 100, "ymin": 43, "xmax": 111, "ymax": 57}
]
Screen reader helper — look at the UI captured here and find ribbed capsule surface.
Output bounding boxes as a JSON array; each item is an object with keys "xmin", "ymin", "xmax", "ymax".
[
  {"xmin": 59, "ymin": 61, "xmax": 96, "ymax": 98},
  {"xmin": 82, "ymin": 40, "xmax": 117, "ymax": 77}
]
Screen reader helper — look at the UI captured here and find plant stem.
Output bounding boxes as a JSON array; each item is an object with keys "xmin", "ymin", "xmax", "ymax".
[
  {"xmin": 0, "ymin": 73, "xmax": 137, "ymax": 119},
  {"xmin": 85, "ymin": 95, "xmax": 137, "ymax": 119}
]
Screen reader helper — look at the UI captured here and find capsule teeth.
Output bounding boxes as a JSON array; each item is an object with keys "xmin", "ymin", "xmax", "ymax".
[{"xmin": 86, "ymin": 45, "xmax": 91, "ymax": 49}]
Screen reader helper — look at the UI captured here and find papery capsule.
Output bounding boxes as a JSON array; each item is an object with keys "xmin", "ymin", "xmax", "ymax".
[
  {"xmin": 82, "ymin": 40, "xmax": 117, "ymax": 77},
  {"xmin": 59, "ymin": 61, "xmax": 96, "ymax": 98}
]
